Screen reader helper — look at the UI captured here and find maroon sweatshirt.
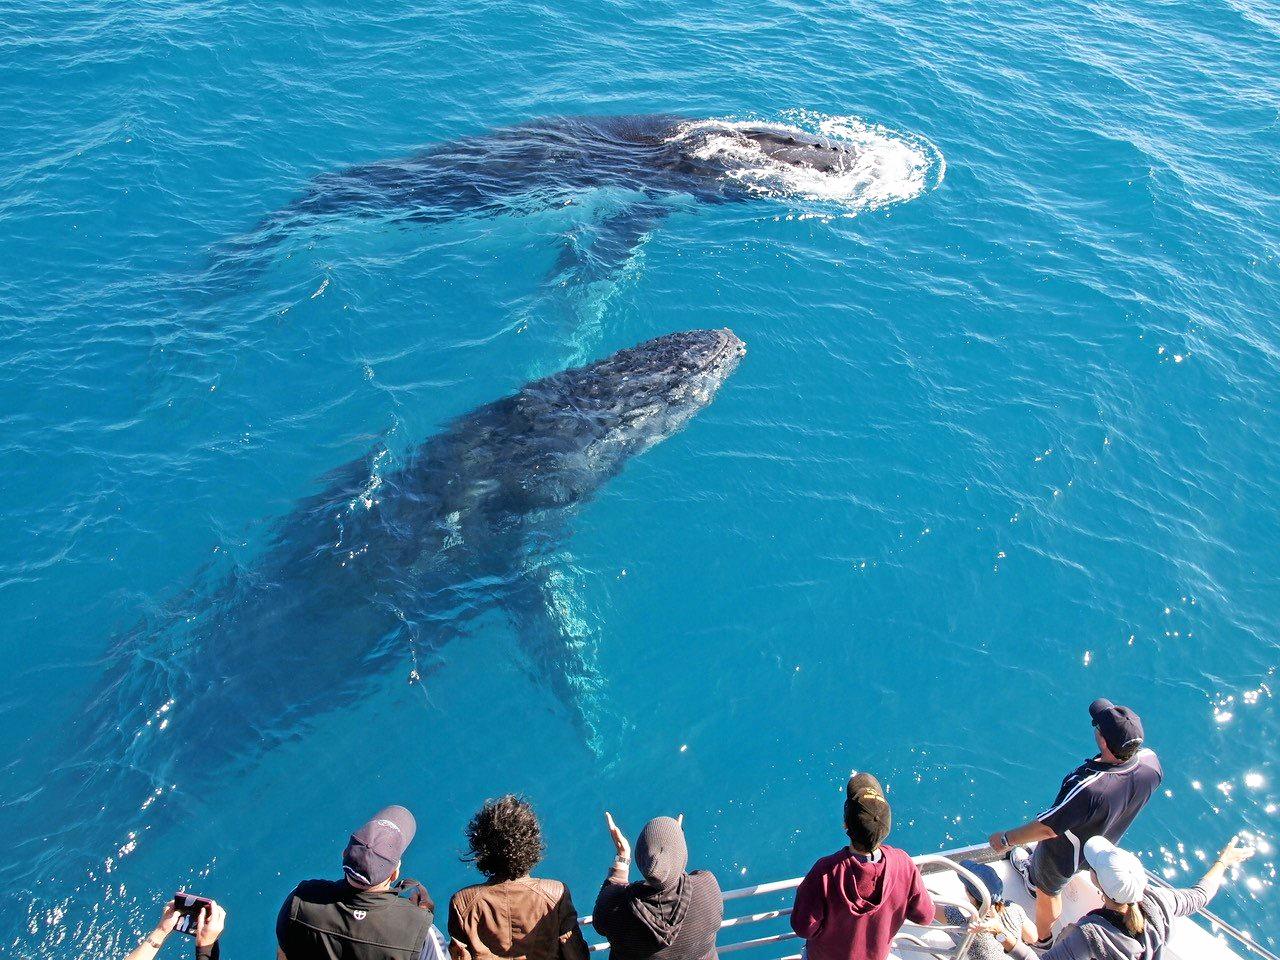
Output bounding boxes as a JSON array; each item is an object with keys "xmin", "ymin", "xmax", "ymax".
[{"xmin": 789, "ymin": 846, "xmax": 934, "ymax": 960}]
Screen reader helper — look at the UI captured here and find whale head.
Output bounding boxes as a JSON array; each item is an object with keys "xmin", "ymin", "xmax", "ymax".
[
  {"xmin": 733, "ymin": 125, "xmax": 857, "ymax": 174},
  {"xmin": 552, "ymin": 328, "xmax": 744, "ymax": 445},
  {"xmin": 508, "ymin": 330, "xmax": 745, "ymax": 505},
  {"xmin": 588, "ymin": 327, "xmax": 745, "ymax": 437},
  {"xmin": 671, "ymin": 121, "xmax": 861, "ymax": 179}
]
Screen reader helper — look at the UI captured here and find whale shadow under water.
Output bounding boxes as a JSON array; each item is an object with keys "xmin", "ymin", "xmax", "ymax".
[{"xmin": 4, "ymin": 329, "xmax": 745, "ymax": 907}]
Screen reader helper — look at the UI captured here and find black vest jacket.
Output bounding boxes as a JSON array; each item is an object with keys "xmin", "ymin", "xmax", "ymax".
[{"xmin": 280, "ymin": 878, "xmax": 435, "ymax": 960}]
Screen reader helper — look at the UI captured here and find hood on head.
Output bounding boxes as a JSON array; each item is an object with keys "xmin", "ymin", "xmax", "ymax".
[
  {"xmin": 636, "ymin": 816, "xmax": 688, "ymax": 888},
  {"xmin": 629, "ymin": 817, "xmax": 694, "ymax": 949}
]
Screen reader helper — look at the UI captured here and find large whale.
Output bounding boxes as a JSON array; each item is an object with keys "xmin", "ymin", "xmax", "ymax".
[
  {"xmin": 6, "ymin": 329, "xmax": 744, "ymax": 899},
  {"xmin": 221, "ymin": 114, "xmax": 939, "ymax": 282}
]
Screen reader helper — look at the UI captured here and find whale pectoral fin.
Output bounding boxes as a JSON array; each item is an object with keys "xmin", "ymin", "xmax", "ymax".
[
  {"xmin": 548, "ymin": 200, "xmax": 672, "ymax": 287},
  {"xmin": 500, "ymin": 556, "xmax": 618, "ymax": 758}
]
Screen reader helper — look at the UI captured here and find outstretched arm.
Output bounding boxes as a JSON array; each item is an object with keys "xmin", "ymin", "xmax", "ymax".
[
  {"xmin": 1157, "ymin": 836, "xmax": 1258, "ymax": 919},
  {"xmin": 989, "ymin": 821, "xmax": 1056, "ymax": 855},
  {"xmin": 123, "ymin": 901, "xmax": 180, "ymax": 960}
]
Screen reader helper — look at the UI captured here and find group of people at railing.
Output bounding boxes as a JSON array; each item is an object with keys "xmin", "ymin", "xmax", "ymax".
[{"xmin": 124, "ymin": 698, "xmax": 1256, "ymax": 960}]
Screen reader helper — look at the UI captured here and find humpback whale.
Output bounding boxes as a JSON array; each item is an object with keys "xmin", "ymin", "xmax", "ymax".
[
  {"xmin": 8, "ymin": 329, "xmax": 744, "ymax": 892},
  {"xmin": 225, "ymin": 114, "xmax": 942, "ymax": 282}
]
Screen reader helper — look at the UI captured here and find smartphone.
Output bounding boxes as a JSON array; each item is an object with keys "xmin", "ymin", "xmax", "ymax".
[{"xmin": 172, "ymin": 892, "xmax": 215, "ymax": 937}]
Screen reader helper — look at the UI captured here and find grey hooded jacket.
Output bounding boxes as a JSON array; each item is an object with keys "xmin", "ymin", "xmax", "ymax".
[{"xmin": 1006, "ymin": 883, "xmax": 1210, "ymax": 960}]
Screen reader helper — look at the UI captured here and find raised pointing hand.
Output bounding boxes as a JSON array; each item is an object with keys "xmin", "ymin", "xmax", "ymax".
[
  {"xmin": 1219, "ymin": 835, "xmax": 1257, "ymax": 869},
  {"xmin": 605, "ymin": 811, "xmax": 631, "ymax": 862}
]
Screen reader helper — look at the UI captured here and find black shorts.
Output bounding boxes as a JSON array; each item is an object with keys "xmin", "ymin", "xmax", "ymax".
[{"xmin": 1028, "ymin": 842, "xmax": 1077, "ymax": 896}]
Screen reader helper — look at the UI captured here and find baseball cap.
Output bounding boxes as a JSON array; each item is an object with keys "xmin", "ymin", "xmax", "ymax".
[
  {"xmin": 1084, "ymin": 836, "xmax": 1147, "ymax": 904},
  {"xmin": 342, "ymin": 805, "xmax": 416, "ymax": 888},
  {"xmin": 1089, "ymin": 698, "xmax": 1144, "ymax": 756},
  {"xmin": 844, "ymin": 772, "xmax": 892, "ymax": 852},
  {"xmin": 958, "ymin": 859, "xmax": 1005, "ymax": 906}
]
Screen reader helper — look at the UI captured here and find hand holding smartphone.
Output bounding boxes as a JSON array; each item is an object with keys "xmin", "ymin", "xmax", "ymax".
[{"xmin": 172, "ymin": 892, "xmax": 216, "ymax": 937}]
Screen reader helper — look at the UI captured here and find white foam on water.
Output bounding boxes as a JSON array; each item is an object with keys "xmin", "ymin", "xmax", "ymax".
[{"xmin": 672, "ymin": 111, "xmax": 944, "ymax": 215}]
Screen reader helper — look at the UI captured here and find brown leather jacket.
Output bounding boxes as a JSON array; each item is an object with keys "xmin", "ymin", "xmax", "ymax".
[{"xmin": 448, "ymin": 877, "xmax": 590, "ymax": 960}]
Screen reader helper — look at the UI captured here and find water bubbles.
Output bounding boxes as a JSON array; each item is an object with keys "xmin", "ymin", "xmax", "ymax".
[{"xmin": 675, "ymin": 112, "xmax": 944, "ymax": 214}]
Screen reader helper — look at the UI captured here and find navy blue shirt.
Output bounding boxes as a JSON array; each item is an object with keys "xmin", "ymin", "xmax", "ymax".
[{"xmin": 1035, "ymin": 748, "xmax": 1163, "ymax": 879}]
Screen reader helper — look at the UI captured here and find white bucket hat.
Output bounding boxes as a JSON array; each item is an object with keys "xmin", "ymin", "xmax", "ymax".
[{"xmin": 1084, "ymin": 836, "xmax": 1147, "ymax": 904}]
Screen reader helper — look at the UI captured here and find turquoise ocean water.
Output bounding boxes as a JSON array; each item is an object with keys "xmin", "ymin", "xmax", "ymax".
[{"xmin": 2, "ymin": 0, "xmax": 1279, "ymax": 955}]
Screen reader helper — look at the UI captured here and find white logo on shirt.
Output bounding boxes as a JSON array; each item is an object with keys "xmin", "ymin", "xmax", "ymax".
[{"xmin": 353, "ymin": 910, "xmax": 367, "ymax": 921}]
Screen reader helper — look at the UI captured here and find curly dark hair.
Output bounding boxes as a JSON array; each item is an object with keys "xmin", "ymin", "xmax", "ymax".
[{"xmin": 464, "ymin": 794, "xmax": 545, "ymax": 882}]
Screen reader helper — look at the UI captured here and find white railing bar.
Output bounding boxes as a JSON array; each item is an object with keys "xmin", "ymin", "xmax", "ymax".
[
  {"xmin": 717, "ymin": 932, "xmax": 800, "ymax": 953},
  {"xmin": 721, "ymin": 908, "xmax": 792, "ymax": 927},
  {"xmin": 722, "ymin": 878, "xmax": 803, "ymax": 901},
  {"xmin": 587, "ymin": 844, "xmax": 996, "ymax": 926}
]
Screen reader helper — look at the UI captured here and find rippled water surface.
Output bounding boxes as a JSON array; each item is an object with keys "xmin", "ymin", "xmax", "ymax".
[{"xmin": 3, "ymin": 0, "xmax": 1279, "ymax": 954}]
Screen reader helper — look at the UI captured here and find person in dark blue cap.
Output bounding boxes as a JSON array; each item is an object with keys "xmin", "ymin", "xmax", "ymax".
[
  {"xmin": 986, "ymin": 699, "xmax": 1162, "ymax": 945},
  {"xmin": 933, "ymin": 860, "xmax": 1035, "ymax": 959}
]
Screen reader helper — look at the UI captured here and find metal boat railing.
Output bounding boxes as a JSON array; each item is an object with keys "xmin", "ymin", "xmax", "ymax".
[
  {"xmin": 582, "ymin": 845, "xmax": 1276, "ymax": 960},
  {"xmin": 583, "ymin": 853, "xmax": 990, "ymax": 960}
]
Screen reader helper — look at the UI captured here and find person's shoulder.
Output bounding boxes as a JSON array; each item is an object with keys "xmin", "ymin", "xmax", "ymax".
[
  {"xmin": 1141, "ymin": 886, "xmax": 1180, "ymax": 925},
  {"xmin": 1071, "ymin": 756, "xmax": 1107, "ymax": 778},
  {"xmin": 879, "ymin": 845, "xmax": 918, "ymax": 870},
  {"xmin": 531, "ymin": 876, "xmax": 568, "ymax": 902},
  {"xmin": 687, "ymin": 870, "xmax": 723, "ymax": 894},
  {"xmin": 808, "ymin": 847, "xmax": 851, "ymax": 871},
  {"xmin": 288, "ymin": 878, "xmax": 346, "ymax": 905},
  {"xmin": 450, "ymin": 882, "xmax": 487, "ymax": 911}
]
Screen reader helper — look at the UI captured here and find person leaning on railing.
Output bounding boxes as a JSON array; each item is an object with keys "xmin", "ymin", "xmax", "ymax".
[
  {"xmin": 593, "ymin": 813, "xmax": 724, "ymax": 960},
  {"xmin": 122, "ymin": 897, "xmax": 225, "ymax": 960},
  {"xmin": 790, "ymin": 772, "xmax": 935, "ymax": 960},
  {"xmin": 987, "ymin": 698, "xmax": 1163, "ymax": 945},
  {"xmin": 971, "ymin": 834, "xmax": 1256, "ymax": 959}
]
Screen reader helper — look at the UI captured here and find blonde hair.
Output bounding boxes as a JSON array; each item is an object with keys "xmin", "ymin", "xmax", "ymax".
[{"xmin": 1121, "ymin": 903, "xmax": 1146, "ymax": 937}]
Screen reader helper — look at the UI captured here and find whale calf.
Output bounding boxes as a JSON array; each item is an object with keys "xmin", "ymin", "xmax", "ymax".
[
  {"xmin": 222, "ymin": 114, "xmax": 941, "ymax": 282},
  {"xmin": 6, "ymin": 329, "xmax": 744, "ymax": 896}
]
